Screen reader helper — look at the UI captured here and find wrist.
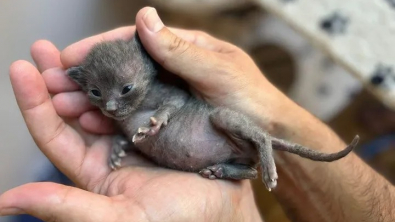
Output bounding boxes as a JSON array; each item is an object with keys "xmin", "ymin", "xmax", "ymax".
[
  {"xmin": 236, "ymin": 182, "xmax": 264, "ymax": 222},
  {"xmin": 251, "ymin": 82, "xmax": 347, "ymax": 152},
  {"xmin": 245, "ymin": 80, "xmax": 303, "ymax": 138}
]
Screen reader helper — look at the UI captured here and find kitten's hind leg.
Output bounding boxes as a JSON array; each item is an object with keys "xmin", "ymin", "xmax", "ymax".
[
  {"xmin": 199, "ymin": 164, "xmax": 257, "ymax": 180},
  {"xmin": 209, "ymin": 108, "xmax": 278, "ymax": 191},
  {"xmin": 109, "ymin": 135, "xmax": 134, "ymax": 170}
]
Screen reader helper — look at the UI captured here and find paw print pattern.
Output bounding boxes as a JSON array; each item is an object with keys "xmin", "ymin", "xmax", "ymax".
[
  {"xmin": 320, "ymin": 12, "xmax": 349, "ymax": 35},
  {"xmin": 317, "ymin": 84, "xmax": 331, "ymax": 96},
  {"xmin": 370, "ymin": 64, "xmax": 394, "ymax": 87}
]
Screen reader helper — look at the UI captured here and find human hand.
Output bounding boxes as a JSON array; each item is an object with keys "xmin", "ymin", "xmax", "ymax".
[
  {"xmin": 132, "ymin": 8, "xmax": 300, "ymax": 135},
  {"xmin": 58, "ymin": 7, "xmax": 302, "ymax": 137},
  {"xmin": 0, "ymin": 7, "xmax": 263, "ymax": 222}
]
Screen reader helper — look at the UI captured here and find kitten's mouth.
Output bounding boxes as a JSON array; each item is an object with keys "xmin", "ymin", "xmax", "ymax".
[{"xmin": 102, "ymin": 110, "xmax": 129, "ymax": 121}]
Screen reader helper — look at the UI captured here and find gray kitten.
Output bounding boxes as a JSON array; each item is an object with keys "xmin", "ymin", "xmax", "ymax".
[{"xmin": 67, "ymin": 33, "xmax": 359, "ymax": 191}]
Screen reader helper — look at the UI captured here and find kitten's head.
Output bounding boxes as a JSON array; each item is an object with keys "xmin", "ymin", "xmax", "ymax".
[{"xmin": 67, "ymin": 34, "xmax": 157, "ymax": 120}]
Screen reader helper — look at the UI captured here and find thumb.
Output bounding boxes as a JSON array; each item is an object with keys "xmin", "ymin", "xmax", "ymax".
[
  {"xmin": 0, "ymin": 182, "xmax": 115, "ymax": 222},
  {"xmin": 135, "ymin": 7, "xmax": 224, "ymax": 85}
]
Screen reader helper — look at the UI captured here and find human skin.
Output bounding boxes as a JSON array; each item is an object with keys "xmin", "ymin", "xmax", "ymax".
[{"xmin": 1, "ymin": 6, "xmax": 395, "ymax": 222}]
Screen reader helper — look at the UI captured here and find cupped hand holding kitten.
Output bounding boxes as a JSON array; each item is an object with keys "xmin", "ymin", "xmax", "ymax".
[
  {"xmin": 0, "ymin": 7, "xmax": 293, "ymax": 222},
  {"xmin": 3, "ymin": 6, "xmax": 387, "ymax": 222},
  {"xmin": 58, "ymin": 7, "xmax": 299, "ymax": 137}
]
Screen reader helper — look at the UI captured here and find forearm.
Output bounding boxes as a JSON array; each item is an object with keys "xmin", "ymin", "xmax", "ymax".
[{"xmin": 268, "ymin": 101, "xmax": 395, "ymax": 221}]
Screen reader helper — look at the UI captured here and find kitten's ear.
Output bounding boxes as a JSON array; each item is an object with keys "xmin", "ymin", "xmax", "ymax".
[
  {"xmin": 131, "ymin": 31, "xmax": 159, "ymax": 71},
  {"xmin": 131, "ymin": 31, "xmax": 146, "ymax": 54},
  {"xmin": 66, "ymin": 66, "xmax": 87, "ymax": 90}
]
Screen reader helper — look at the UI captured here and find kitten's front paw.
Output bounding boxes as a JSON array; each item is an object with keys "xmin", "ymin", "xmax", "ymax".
[
  {"xmin": 109, "ymin": 136, "xmax": 129, "ymax": 170},
  {"xmin": 132, "ymin": 127, "xmax": 151, "ymax": 143},
  {"xmin": 110, "ymin": 153, "xmax": 122, "ymax": 170},
  {"xmin": 132, "ymin": 117, "xmax": 167, "ymax": 144},
  {"xmin": 150, "ymin": 116, "xmax": 167, "ymax": 127},
  {"xmin": 147, "ymin": 116, "xmax": 167, "ymax": 136}
]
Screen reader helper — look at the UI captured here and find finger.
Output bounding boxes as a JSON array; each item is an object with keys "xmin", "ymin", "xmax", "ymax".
[
  {"xmin": 42, "ymin": 67, "xmax": 80, "ymax": 94},
  {"xmin": 9, "ymin": 61, "xmax": 88, "ymax": 182},
  {"xmin": 0, "ymin": 183, "xmax": 117, "ymax": 222},
  {"xmin": 79, "ymin": 110, "xmax": 116, "ymax": 134},
  {"xmin": 61, "ymin": 26, "xmax": 136, "ymax": 68},
  {"xmin": 52, "ymin": 91, "xmax": 95, "ymax": 117},
  {"xmin": 135, "ymin": 7, "xmax": 229, "ymax": 85},
  {"xmin": 169, "ymin": 27, "xmax": 236, "ymax": 53},
  {"xmin": 60, "ymin": 24, "xmax": 232, "ymax": 69},
  {"xmin": 31, "ymin": 40, "xmax": 63, "ymax": 72}
]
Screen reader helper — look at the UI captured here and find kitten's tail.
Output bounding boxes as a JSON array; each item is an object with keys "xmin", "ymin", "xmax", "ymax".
[{"xmin": 271, "ymin": 135, "xmax": 359, "ymax": 162}]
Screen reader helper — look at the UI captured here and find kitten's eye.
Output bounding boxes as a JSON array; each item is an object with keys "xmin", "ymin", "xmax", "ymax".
[
  {"xmin": 91, "ymin": 89, "xmax": 101, "ymax": 97},
  {"xmin": 122, "ymin": 85, "xmax": 133, "ymax": 95}
]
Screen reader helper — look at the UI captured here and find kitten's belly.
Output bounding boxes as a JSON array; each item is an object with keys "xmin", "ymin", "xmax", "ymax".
[
  {"xmin": 120, "ymin": 106, "xmax": 239, "ymax": 171},
  {"xmin": 150, "ymin": 115, "xmax": 234, "ymax": 171},
  {"xmin": 120, "ymin": 110, "xmax": 158, "ymax": 137}
]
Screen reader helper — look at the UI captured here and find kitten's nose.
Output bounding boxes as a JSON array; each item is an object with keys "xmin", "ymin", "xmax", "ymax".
[{"xmin": 106, "ymin": 100, "xmax": 118, "ymax": 112}]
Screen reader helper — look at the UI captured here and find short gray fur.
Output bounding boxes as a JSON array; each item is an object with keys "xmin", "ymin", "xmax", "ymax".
[{"xmin": 66, "ymin": 33, "xmax": 359, "ymax": 191}]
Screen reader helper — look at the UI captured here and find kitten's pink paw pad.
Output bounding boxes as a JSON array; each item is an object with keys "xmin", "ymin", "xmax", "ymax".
[
  {"xmin": 199, "ymin": 166, "xmax": 224, "ymax": 179},
  {"xmin": 132, "ymin": 127, "xmax": 150, "ymax": 143}
]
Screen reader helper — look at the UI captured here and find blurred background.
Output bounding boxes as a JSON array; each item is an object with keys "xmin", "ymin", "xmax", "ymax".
[{"xmin": 0, "ymin": 1, "xmax": 394, "ymax": 222}]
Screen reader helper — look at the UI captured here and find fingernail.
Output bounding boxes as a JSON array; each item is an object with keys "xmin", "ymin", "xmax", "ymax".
[
  {"xmin": 0, "ymin": 207, "xmax": 24, "ymax": 216},
  {"xmin": 143, "ymin": 8, "xmax": 164, "ymax": 33}
]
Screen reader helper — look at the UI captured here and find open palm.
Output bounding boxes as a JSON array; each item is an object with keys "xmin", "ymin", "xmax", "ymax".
[{"xmin": 1, "ymin": 22, "xmax": 262, "ymax": 222}]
